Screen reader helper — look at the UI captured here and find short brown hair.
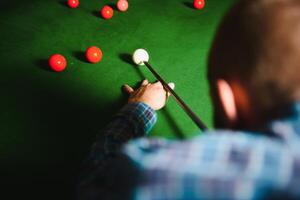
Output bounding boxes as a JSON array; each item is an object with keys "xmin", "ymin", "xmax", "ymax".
[{"xmin": 208, "ymin": 0, "xmax": 300, "ymax": 119}]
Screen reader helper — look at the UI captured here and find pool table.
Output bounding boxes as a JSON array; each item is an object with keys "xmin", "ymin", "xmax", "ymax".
[{"xmin": 0, "ymin": 0, "xmax": 235, "ymax": 198}]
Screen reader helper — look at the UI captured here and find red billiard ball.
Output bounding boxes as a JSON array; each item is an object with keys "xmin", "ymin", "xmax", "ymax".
[
  {"xmin": 117, "ymin": 0, "xmax": 128, "ymax": 12},
  {"xmin": 193, "ymin": 0, "xmax": 205, "ymax": 10},
  {"xmin": 85, "ymin": 46, "xmax": 103, "ymax": 63},
  {"xmin": 49, "ymin": 54, "xmax": 67, "ymax": 72},
  {"xmin": 67, "ymin": 0, "xmax": 79, "ymax": 9},
  {"xmin": 101, "ymin": 5, "xmax": 114, "ymax": 19}
]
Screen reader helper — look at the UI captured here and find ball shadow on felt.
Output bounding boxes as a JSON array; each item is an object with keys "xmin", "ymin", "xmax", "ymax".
[
  {"xmin": 183, "ymin": 1, "xmax": 194, "ymax": 9},
  {"xmin": 73, "ymin": 51, "xmax": 89, "ymax": 63},
  {"xmin": 36, "ymin": 59, "xmax": 54, "ymax": 72}
]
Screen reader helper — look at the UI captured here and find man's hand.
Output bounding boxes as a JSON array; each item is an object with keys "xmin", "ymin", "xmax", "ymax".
[{"xmin": 123, "ymin": 80, "xmax": 173, "ymax": 111}]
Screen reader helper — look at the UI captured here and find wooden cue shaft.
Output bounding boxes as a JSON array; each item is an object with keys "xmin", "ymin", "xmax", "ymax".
[{"xmin": 144, "ymin": 61, "xmax": 207, "ymax": 131}]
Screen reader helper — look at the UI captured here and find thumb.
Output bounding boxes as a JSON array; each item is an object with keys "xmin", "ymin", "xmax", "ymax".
[
  {"xmin": 167, "ymin": 82, "xmax": 175, "ymax": 97},
  {"xmin": 168, "ymin": 82, "xmax": 175, "ymax": 90},
  {"xmin": 123, "ymin": 84, "xmax": 134, "ymax": 94}
]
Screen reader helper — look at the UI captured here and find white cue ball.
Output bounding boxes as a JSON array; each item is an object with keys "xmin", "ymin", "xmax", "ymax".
[{"xmin": 132, "ymin": 49, "xmax": 149, "ymax": 65}]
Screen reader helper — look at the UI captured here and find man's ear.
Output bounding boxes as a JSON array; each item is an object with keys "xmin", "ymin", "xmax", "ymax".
[{"xmin": 216, "ymin": 79, "xmax": 237, "ymax": 123}]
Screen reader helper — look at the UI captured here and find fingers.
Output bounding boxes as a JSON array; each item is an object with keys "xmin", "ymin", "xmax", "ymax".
[
  {"xmin": 123, "ymin": 84, "xmax": 134, "ymax": 94},
  {"xmin": 153, "ymin": 81, "xmax": 163, "ymax": 88},
  {"xmin": 141, "ymin": 79, "xmax": 149, "ymax": 86},
  {"xmin": 152, "ymin": 81, "xmax": 175, "ymax": 90},
  {"xmin": 152, "ymin": 81, "xmax": 175, "ymax": 93},
  {"xmin": 123, "ymin": 80, "xmax": 174, "ymax": 96},
  {"xmin": 153, "ymin": 81, "xmax": 175, "ymax": 98},
  {"xmin": 123, "ymin": 79, "xmax": 148, "ymax": 95}
]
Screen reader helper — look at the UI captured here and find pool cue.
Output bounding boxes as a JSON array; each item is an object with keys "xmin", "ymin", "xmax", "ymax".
[{"xmin": 144, "ymin": 61, "xmax": 208, "ymax": 131}]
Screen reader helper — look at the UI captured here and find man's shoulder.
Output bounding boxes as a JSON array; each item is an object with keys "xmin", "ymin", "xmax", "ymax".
[
  {"xmin": 122, "ymin": 129, "xmax": 300, "ymax": 179},
  {"xmin": 122, "ymin": 129, "xmax": 284, "ymax": 156},
  {"xmin": 122, "ymin": 130, "xmax": 300, "ymax": 199}
]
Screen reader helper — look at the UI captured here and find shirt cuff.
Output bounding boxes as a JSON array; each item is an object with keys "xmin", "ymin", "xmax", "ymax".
[{"xmin": 116, "ymin": 102, "xmax": 157, "ymax": 136}]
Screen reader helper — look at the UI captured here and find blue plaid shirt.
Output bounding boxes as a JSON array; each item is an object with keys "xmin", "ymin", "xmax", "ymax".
[{"xmin": 78, "ymin": 102, "xmax": 300, "ymax": 200}]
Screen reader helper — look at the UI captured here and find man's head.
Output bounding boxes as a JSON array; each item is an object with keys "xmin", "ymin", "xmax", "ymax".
[{"xmin": 208, "ymin": 0, "xmax": 300, "ymax": 130}]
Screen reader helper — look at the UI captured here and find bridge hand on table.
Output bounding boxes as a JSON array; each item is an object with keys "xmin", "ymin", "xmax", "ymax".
[{"xmin": 123, "ymin": 80, "xmax": 175, "ymax": 111}]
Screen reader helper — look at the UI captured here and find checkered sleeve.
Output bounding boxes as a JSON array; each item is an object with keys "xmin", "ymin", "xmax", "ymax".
[
  {"xmin": 78, "ymin": 102, "xmax": 157, "ymax": 200},
  {"xmin": 102, "ymin": 102, "xmax": 157, "ymax": 154},
  {"xmin": 110, "ymin": 102, "xmax": 157, "ymax": 137},
  {"xmin": 86, "ymin": 102, "xmax": 157, "ymax": 163}
]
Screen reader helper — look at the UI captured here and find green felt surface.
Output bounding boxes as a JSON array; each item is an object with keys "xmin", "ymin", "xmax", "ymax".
[{"xmin": 0, "ymin": 0, "xmax": 235, "ymax": 198}]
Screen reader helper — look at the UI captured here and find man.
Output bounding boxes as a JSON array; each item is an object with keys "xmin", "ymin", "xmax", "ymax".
[{"xmin": 78, "ymin": 0, "xmax": 300, "ymax": 199}]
